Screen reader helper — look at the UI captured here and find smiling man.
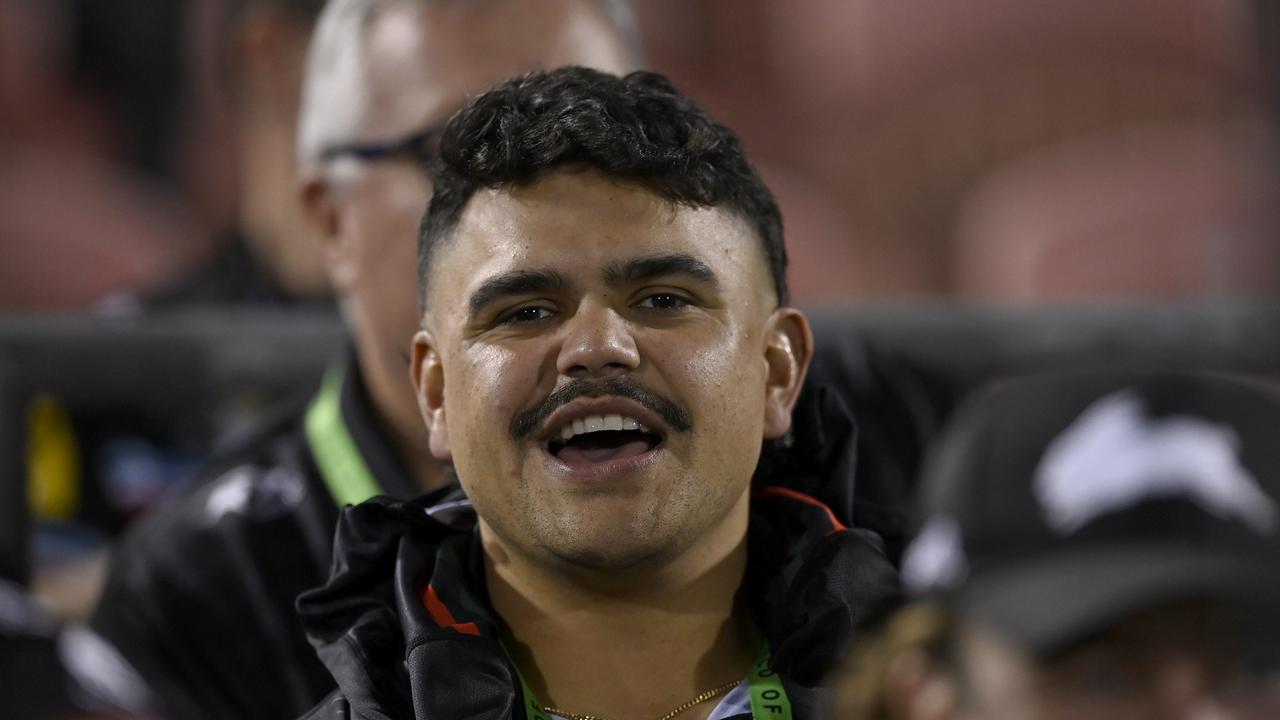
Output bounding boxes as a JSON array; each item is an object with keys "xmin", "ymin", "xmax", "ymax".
[{"xmin": 297, "ymin": 67, "xmax": 900, "ymax": 720}]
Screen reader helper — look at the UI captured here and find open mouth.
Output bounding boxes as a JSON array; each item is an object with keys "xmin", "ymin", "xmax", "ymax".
[{"xmin": 546, "ymin": 413, "xmax": 663, "ymax": 464}]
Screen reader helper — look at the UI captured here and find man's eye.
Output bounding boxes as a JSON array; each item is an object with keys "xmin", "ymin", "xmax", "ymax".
[
  {"xmin": 500, "ymin": 306, "xmax": 554, "ymax": 324},
  {"xmin": 637, "ymin": 293, "xmax": 689, "ymax": 311}
]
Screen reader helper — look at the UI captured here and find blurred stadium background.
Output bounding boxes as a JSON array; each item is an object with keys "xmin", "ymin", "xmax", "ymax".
[{"xmin": 1, "ymin": 0, "xmax": 1277, "ymax": 623}]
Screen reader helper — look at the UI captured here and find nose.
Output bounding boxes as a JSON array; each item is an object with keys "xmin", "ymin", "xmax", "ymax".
[{"xmin": 556, "ymin": 301, "xmax": 640, "ymax": 378}]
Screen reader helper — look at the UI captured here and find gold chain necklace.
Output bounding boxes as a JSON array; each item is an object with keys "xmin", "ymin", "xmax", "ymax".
[{"xmin": 542, "ymin": 678, "xmax": 741, "ymax": 720}]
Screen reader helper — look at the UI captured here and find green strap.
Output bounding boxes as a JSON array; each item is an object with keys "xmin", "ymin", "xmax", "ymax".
[
  {"xmin": 746, "ymin": 644, "xmax": 793, "ymax": 720},
  {"xmin": 305, "ymin": 366, "xmax": 383, "ymax": 507},
  {"xmin": 515, "ymin": 664, "xmax": 553, "ymax": 720},
  {"xmin": 511, "ymin": 642, "xmax": 792, "ymax": 719}
]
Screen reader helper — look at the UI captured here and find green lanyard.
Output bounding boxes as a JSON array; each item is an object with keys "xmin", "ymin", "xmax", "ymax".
[
  {"xmin": 745, "ymin": 643, "xmax": 793, "ymax": 720},
  {"xmin": 305, "ymin": 366, "xmax": 383, "ymax": 507},
  {"xmin": 513, "ymin": 642, "xmax": 793, "ymax": 720}
]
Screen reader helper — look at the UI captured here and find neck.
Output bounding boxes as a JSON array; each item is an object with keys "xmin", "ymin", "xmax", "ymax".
[
  {"xmin": 388, "ymin": 414, "xmax": 447, "ymax": 491},
  {"xmin": 485, "ymin": 499, "xmax": 757, "ymax": 720},
  {"xmin": 371, "ymin": 378, "xmax": 445, "ymax": 492}
]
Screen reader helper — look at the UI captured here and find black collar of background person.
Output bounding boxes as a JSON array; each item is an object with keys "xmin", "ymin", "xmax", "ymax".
[
  {"xmin": 305, "ymin": 349, "xmax": 426, "ymax": 506},
  {"xmin": 296, "ymin": 488, "xmax": 899, "ymax": 719},
  {"xmin": 759, "ymin": 330, "xmax": 957, "ymax": 567},
  {"xmin": 900, "ymin": 369, "xmax": 1280, "ymax": 657}
]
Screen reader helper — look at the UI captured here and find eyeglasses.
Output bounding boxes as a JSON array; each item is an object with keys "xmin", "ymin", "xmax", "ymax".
[{"xmin": 319, "ymin": 127, "xmax": 442, "ymax": 176}]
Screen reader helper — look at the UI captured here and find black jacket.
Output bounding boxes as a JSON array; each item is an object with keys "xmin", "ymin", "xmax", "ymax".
[
  {"xmin": 89, "ymin": 358, "xmax": 455, "ymax": 720},
  {"xmin": 297, "ymin": 489, "xmax": 900, "ymax": 719}
]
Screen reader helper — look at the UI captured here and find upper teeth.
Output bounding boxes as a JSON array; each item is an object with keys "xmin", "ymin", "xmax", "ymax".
[{"xmin": 559, "ymin": 414, "xmax": 649, "ymax": 441}]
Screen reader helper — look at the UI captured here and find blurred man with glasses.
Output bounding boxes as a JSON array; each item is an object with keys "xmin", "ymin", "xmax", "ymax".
[{"xmin": 89, "ymin": 2, "xmax": 638, "ymax": 718}]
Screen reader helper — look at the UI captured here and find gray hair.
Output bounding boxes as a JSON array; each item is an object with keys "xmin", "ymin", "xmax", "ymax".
[
  {"xmin": 296, "ymin": 0, "xmax": 386, "ymax": 168},
  {"xmin": 296, "ymin": 0, "xmax": 642, "ymax": 170}
]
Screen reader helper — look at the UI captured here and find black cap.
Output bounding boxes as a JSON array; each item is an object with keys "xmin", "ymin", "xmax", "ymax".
[{"xmin": 900, "ymin": 369, "xmax": 1280, "ymax": 656}]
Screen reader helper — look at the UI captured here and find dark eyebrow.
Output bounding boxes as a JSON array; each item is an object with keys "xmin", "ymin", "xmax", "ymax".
[
  {"xmin": 602, "ymin": 253, "xmax": 719, "ymax": 289},
  {"xmin": 468, "ymin": 269, "xmax": 565, "ymax": 317}
]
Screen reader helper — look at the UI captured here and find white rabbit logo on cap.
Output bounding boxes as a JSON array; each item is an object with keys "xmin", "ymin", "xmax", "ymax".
[{"xmin": 1034, "ymin": 390, "xmax": 1278, "ymax": 536}]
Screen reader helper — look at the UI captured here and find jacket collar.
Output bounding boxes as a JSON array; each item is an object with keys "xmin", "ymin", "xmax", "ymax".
[
  {"xmin": 297, "ymin": 496, "xmax": 514, "ymax": 718},
  {"xmin": 297, "ymin": 491, "xmax": 899, "ymax": 718},
  {"xmin": 753, "ymin": 382, "xmax": 860, "ymax": 528}
]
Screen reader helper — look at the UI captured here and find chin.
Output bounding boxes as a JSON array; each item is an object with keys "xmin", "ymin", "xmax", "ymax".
[
  {"xmin": 536, "ymin": 519, "xmax": 677, "ymax": 573},
  {"xmin": 544, "ymin": 542, "xmax": 669, "ymax": 573}
]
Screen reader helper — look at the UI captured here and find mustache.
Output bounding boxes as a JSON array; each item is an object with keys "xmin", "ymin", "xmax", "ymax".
[{"xmin": 509, "ymin": 378, "xmax": 692, "ymax": 441}]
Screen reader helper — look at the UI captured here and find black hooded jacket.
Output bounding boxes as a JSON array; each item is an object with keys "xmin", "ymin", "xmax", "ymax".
[{"xmin": 296, "ymin": 486, "xmax": 900, "ymax": 719}]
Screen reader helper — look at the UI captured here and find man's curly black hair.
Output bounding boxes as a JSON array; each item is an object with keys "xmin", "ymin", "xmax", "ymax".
[{"xmin": 418, "ymin": 66, "xmax": 787, "ymax": 308}]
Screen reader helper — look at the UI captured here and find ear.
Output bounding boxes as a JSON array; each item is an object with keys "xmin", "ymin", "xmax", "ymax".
[
  {"xmin": 411, "ymin": 329, "xmax": 452, "ymax": 461},
  {"xmin": 299, "ymin": 173, "xmax": 358, "ymax": 292},
  {"xmin": 761, "ymin": 307, "xmax": 813, "ymax": 440},
  {"xmin": 884, "ymin": 650, "xmax": 959, "ymax": 720}
]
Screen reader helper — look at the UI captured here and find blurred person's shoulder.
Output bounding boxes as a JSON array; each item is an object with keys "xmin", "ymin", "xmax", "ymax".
[
  {"xmin": 86, "ymin": 382, "xmax": 329, "ymax": 627},
  {"xmin": 102, "ymin": 385, "xmax": 332, "ymax": 580},
  {"xmin": 87, "ymin": 386, "xmax": 340, "ymax": 718}
]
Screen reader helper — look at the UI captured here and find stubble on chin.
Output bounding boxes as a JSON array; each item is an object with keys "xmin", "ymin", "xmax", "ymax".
[{"xmin": 519, "ymin": 477, "xmax": 736, "ymax": 575}]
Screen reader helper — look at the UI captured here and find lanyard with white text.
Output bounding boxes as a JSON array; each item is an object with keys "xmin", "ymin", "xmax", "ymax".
[{"xmin": 514, "ymin": 642, "xmax": 794, "ymax": 720}]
